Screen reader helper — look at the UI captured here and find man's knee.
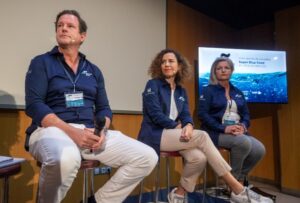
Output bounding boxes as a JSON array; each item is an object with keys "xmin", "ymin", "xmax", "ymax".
[
  {"xmin": 137, "ymin": 146, "xmax": 158, "ymax": 175},
  {"xmin": 41, "ymin": 145, "xmax": 81, "ymax": 176},
  {"xmin": 144, "ymin": 147, "xmax": 158, "ymax": 172},
  {"xmin": 60, "ymin": 151, "xmax": 81, "ymax": 173}
]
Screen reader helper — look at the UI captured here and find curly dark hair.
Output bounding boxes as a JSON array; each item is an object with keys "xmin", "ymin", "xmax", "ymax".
[
  {"xmin": 55, "ymin": 10, "xmax": 87, "ymax": 34},
  {"xmin": 148, "ymin": 49, "xmax": 191, "ymax": 84}
]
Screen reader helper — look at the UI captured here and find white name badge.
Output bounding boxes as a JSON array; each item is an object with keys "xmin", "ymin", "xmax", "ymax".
[
  {"xmin": 65, "ymin": 92, "xmax": 84, "ymax": 108},
  {"xmin": 223, "ymin": 113, "xmax": 237, "ymax": 126}
]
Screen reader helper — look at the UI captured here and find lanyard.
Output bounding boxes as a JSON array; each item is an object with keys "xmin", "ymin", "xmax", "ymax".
[
  {"xmin": 58, "ymin": 57, "xmax": 86, "ymax": 92},
  {"xmin": 228, "ymin": 99, "xmax": 233, "ymax": 112}
]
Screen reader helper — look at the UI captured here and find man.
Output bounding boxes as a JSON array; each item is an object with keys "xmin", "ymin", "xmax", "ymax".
[{"xmin": 25, "ymin": 10, "xmax": 157, "ymax": 203}]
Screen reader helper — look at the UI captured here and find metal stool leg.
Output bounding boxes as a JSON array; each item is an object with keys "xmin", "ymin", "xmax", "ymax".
[
  {"xmin": 155, "ymin": 161, "xmax": 160, "ymax": 203},
  {"xmin": 139, "ymin": 179, "xmax": 144, "ymax": 203},
  {"xmin": 3, "ymin": 176, "xmax": 9, "ymax": 203},
  {"xmin": 202, "ymin": 167, "xmax": 207, "ymax": 203},
  {"xmin": 89, "ymin": 168, "xmax": 95, "ymax": 196},
  {"xmin": 166, "ymin": 157, "xmax": 170, "ymax": 195},
  {"xmin": 82, "ymin": 169, "xmax": 88, "ymax": 203}
]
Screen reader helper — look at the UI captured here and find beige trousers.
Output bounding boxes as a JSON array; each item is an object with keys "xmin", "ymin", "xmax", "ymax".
[{"xmin": 160, "ymin": 129, "xmax": 231, "ymax": 192}]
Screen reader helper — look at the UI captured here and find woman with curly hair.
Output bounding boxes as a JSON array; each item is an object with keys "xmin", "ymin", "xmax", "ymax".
[{"xmin": 138, "ymin": 49, "xmax": 273, "ymax": 203}]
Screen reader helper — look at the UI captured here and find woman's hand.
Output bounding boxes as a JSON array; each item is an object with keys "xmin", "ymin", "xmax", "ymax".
[
  {"xmin": 180, "ymin": 123, "xmax": 193, "ymax": 142},
  {"xmin": 175, "ymin": 123, "xmax": 182, "ymax": 129},
  {"xmin": 225, "ymin": 125, "xmax": 245, "ymax": 136}
]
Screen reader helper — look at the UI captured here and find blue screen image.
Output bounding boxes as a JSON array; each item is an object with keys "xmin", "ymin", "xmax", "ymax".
[{"xmin": 198, "ymin": 47, "xmax": 288, "ymax": 103}]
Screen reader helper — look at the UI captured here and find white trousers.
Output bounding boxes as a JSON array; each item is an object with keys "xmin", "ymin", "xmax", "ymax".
[{"xmin": 29, "ymin": 124, "xmax": 158, "ymax": 203}]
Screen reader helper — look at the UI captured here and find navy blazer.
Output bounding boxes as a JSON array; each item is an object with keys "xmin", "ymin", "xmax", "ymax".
[
  {"xmin": 138, "ymin": 79, "xmax": 193, "ymax": 154},
  {"xmin": 198, "ymin": 83, "xmax": 250, "ymax": 146}
]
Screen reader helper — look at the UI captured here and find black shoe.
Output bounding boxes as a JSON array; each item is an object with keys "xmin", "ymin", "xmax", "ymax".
[
  {"xmin": 80, "ymin": 195, "xmax": 97, "ymax": 203},
  {"xmin": 250, "ymin": 186, "xmax": 277, "ymax": 202}
]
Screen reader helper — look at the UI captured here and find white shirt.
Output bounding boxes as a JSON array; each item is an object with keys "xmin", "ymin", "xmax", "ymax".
[{"xmin": 169, "ymin": 90, "xmax": 178, "ymax": 120}]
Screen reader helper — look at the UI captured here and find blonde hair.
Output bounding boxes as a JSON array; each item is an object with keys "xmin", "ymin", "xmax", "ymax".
[{"xmin": 209, "ymin": 57, "xmax": 234, "ymax": 84}]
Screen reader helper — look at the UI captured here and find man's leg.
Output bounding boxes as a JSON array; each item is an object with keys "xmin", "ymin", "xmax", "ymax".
[
  {"xmin": 29, "ymin": 126, "xmax": 82, "ymax": 203},
  {"xmin": 82, "ymin": 130, "xmax": 158, "ymax": 203}
]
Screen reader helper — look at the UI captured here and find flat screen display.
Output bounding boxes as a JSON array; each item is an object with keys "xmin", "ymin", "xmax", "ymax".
[{"xmin": 198, "ymin": 47, "xmax": 288, "ymax": 103}]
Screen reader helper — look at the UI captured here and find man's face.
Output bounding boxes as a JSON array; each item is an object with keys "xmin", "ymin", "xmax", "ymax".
[{"xmin": 56, "ymin": 14, "xmax": 86, "ymax": 47}]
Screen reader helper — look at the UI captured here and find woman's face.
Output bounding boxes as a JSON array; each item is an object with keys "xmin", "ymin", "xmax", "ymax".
[
  {"xmin": 161, "ymin": 52, "xmax": 179, "ymax": 79},
  {"xmin": 215, "ymin": 61, "xmax": 233, "ymax": 82}
]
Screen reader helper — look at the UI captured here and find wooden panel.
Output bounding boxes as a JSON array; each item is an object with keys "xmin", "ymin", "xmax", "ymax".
[
  {"xmin": 248, "ymin": 117, "xmax": 275, "ymax": 180},
  {"xmin": 167, "ymin": 0, "xmax": 236, "ymax": 127},
  {"xmin": 275, "ymin": 5, "xmax": 300, "ymax": 192},
  {"xmin": 110, "ymin": 114, "xmax": 143, "ymax": 138},
  {"xmin": 167, "ymin": 0, "xmax": 277, "ymax": 184}
]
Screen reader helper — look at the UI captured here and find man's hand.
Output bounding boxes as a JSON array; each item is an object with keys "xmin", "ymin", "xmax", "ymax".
[
  {"xmin": 41, "ymin": 113, "xmax": 108, "ymax": 150},
  {"xmin": 81, "ymin": 128, "xmax": 106, "ymax": 151}
]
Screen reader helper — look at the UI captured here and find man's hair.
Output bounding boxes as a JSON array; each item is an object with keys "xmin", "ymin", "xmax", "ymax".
[
  {"xmin": 148, "ymin": 48, "xmax": 191, "ymax": 84},
  {"xmin": 209, "ymin": 57, "xmax": 234, "ymax": 85},
  {"xmin": 55, "ymin": 10, "xmax": 88, "ymax": 33}
]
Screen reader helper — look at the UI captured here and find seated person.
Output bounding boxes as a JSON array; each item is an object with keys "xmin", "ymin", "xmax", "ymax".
[
  {"xmin": 138, "ymin": 49, "xmax": 272, "ymax": 203},
  {"xmin": 25, "ymin": 9, "xmax": 157, "ymax": 203},
  {"xmin": 198, "ymin": 56, "xmax": 266, "ymax": 184}
]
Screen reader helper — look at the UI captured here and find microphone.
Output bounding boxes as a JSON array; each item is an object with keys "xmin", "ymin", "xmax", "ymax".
[
  {"xmin": 94, "ymin": 117, "xmax": 106, "ymax": 136},
  {"xmin": 90, "ymin": 117, "xmax": 106, "ymax": 153}
]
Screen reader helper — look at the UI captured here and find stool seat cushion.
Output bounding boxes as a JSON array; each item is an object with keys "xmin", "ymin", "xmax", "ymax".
[
  {"xmin": 0, "ymin": 164, "xmax": 21, "ymax": 178},
  {"xmin": 160, "ymin": 151, "xmax": 181, "ymax": 157},
  {"xmin": 80, "ymin": 160, "xmax": 100, "ymax": 169}
]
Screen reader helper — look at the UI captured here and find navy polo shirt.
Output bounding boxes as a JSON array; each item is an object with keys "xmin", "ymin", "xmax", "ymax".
[{"xmin": 25, "ymin": 46, "xmax": 112, "ymax": 141}]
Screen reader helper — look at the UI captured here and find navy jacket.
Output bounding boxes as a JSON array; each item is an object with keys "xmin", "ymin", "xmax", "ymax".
[
  {"xmin": 25, "ymin": 46, "xmax": 112, "ymax": 150},
  {"xmin": 198, "ymin": 83, "xmax": 250, "ymax": 146},
  {"xmin": 138, "ymin": 79, "xmax": 193, "ymax": 154}
]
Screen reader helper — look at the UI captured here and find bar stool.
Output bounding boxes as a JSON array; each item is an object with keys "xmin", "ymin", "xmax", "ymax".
[
  {"xmin": 195, "ymin": 165, "xmax": 207, "ymax": 203},
  {"xmin": 204, "ymin": 148, "xmax": 231, "ymax": 200},
  {"xmin": 36, "ymin": 159, "xmax": 100, "ymax": 203},
  {"xmin": 0, "ymin": 163, "xmax": 22, "ymax": 203},
  {"xmin": 80, "ymin": 159, "xmax": 101, "ymax": 203},
  {"xmin": 139, "ymin": 151, "xmax": 182, "ymax": 203}
]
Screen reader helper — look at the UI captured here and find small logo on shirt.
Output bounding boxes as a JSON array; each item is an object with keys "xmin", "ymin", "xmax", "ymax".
[
  {"xmin": 145, "ymin": 88, "xmax": 155, "ymax": 95},
  {"xmin": 81, "ymin": 70, "xmax": 92, "ymax": 77},
  {"xmin": 235, "ymin": 94, "xmax": 242, "ymax": 98},
  {"xmin": 199, "ymin": 94, "xmax": 205, "ymax": 101},
  {"xmin": 178, "ymin": 96, "xmax": 185, "ymax": 102}
]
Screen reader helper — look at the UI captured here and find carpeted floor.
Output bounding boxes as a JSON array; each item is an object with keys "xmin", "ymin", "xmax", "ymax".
[{"xmin": 124, "ymin": 188, "xmax": 228, "ymax": 203}]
